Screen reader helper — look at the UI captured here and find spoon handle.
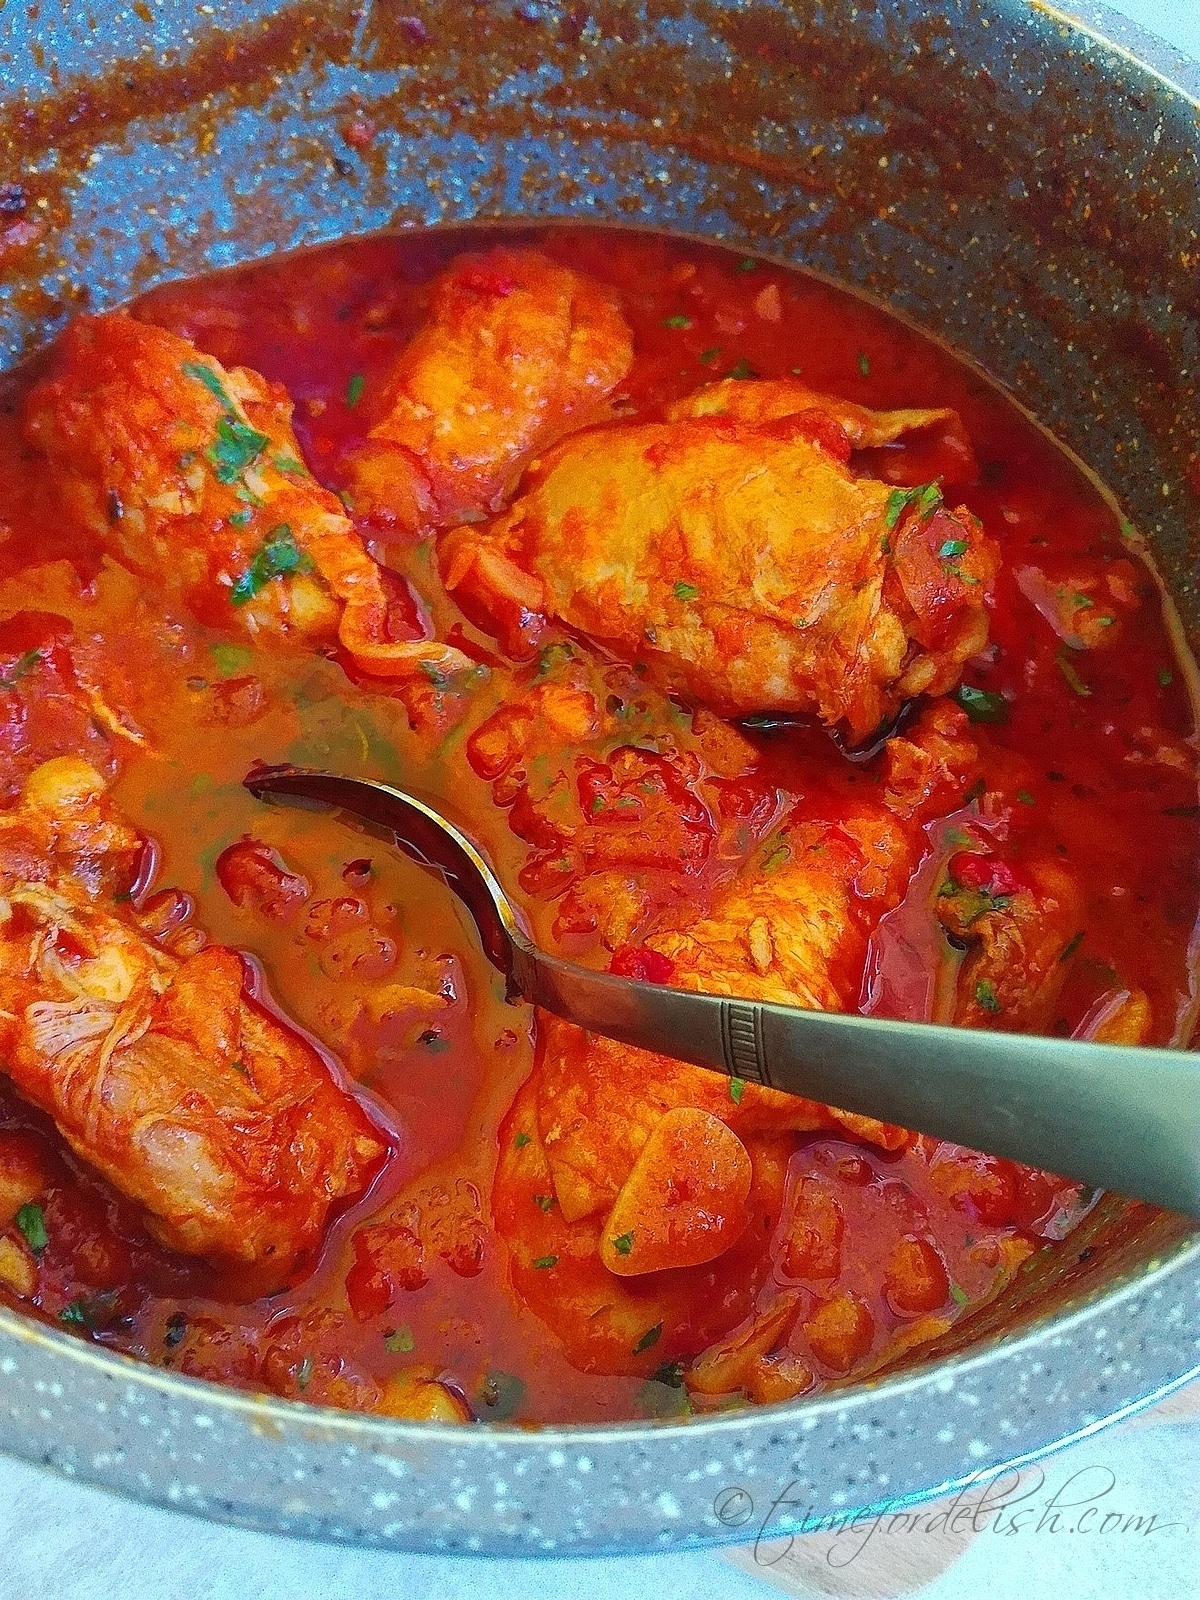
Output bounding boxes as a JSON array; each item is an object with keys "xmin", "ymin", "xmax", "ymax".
[{"xmin": 519, "ymin": 942, "xmax": 1200, "ymax": 1216}]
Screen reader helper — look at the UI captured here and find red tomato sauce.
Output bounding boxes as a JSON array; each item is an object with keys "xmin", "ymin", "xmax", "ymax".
[{"xmin": 0, "ymin": 226, "xmax": 1194, "ymax": 1424}]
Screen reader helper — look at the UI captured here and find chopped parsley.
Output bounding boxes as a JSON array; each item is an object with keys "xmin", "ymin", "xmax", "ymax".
[
  {"xmin": 1017, "ymin": 789, "xmax": 1035, "ymax": 806},
  {"xmin": 383, "ymin": 1326, "xmax": 415, "ymax": 1353},
  {"xmin": 673, "ymin": 580, "xmax": 700, "ymax": 602},
  {"xmin": 726, "ymin": 358, "xmax": 756, "ymax": 380},
  {"xmin": 272, "ymin": 454, "xmax": 306, "ymax": 476},
  {"xmin": 1159, "ymin": 668, "xmax": 1175, "ymax": 688},
  {"xmin": 228, "ymin": 507, "xmax": 253, "ymax": 528},
  {"xmin": 857, "ymin": 350, "xmax": 871, "ymax": 377},
  {"xmin": 208, "ymin": 415, "xmax": 270, "ymax": 485},
  {"xmin": 663, "ymin": 314, "xmax": 693, "ymax": 329},
  {"xmin": 974, "ymin": 979, "xmax": 1002, "ymax": 1014},
  {"xmin": 884, "ymin": 479, "xmax": 944, "ymax": 530},
  {"xmin": 952, "ymin": 684, "xmax": 1009, "ymax": 724},
  {"xmin": 0, "ymin": 649, "xmax": 43, "ymax": 688},
  {"xmin": 532, "ymin": 1254, "xmax": 558, "ymax": 1270},
  {"xmin": 729, "ymin": 1076, "xmax": 745, "ymax": 1105},
  {"xmin": 735, "ymin": 256, "xmax": 758, "ymax": 273},
  {"xmin": 650, "ymin": 1360, "xmax": 684, "ymax": 1388},
  {"xmin": 939, "ymin": 537, "xmax": 968, "ymax": 559},
  {"xmin": 183, "ymin": 359, "xmax": 236, "ymax": 410},
  {"xmin": 633, "ymin": 1322, "xmax": 663, "ymax": 1354},
  {"xmin": 533, "ymin": 1193, "xmax": 557, "ymax": 1213},
  {"xmin": 1059, "ymin": 930, "xmax": 1085, "ymax": 964},
  {"xmin": 14, "ymin": 1202, "xmax": 46, "ymax": 1253},
  {"xmin": 698, "ymin": 346, "xmax": 722, "ymax": 365},
  {"xmin": 209, "ymin": 641, "xmax": 255, "ymax": 678},
  {"xmin": 949, "ymin": 1283, "xmax": 970, "ymax": 1307},
  {"xmin": 761, "ymin": 839, "xmax": 791, "ymax": 873},
  {"xmin": 230, "ymin": 525, "xmax": 313, "ymax": 606},
  {"xmin": 513, "ymin": 1131, "xmax": 532, "ymax": 1149},
  {"xmin": 346, "ymin": 371, "xmax": 366, "ymax": 407},
  {"xmin": 183, "ymin": 359, "xmax": 272, "ymax": 486},
  {"xmin": 611, "ymin": 1231, "xmax": 634, "ymax": 1256},
  {"xmin": 1055, "ymin": 645, "xmax": 1092, "ymax": 697}
]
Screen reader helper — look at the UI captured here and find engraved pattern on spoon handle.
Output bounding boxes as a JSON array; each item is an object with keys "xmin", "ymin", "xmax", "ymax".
[{"xmin": 720, "ymin": 1000, "xmax": 771, "ymax": 1087}]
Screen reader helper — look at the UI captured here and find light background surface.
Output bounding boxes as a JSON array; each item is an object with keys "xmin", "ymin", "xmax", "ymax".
[{"xmin": 2, "ymin": 2, "xmax": 1198, "ymax": 1596}]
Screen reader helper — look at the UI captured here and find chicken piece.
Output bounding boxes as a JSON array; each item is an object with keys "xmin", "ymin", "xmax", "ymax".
[
  {"xmin": 516, "ymin": 801, "xmax": 916, "ymax": 1245},
  {"xmin": 342, "ymin": 247, "xmax": 634, "ymax": 530},
  {"xmin": 23, "ymin": 312, "xmax": 471, "ymax": 690},
  {"xmin": 881, "ymin": 699, "xmax": 981, "ymax": 822},
  {"xmin": 935, "ymin": 850, "xmax": 1082, "ymax": 1030},
  {"xmin": 492, "ymin": 1071, "xmax": 795, "ymax": 1376},
  {"xmin": 0, "ymin": 611, "xmax": 131, "ymax": 802},
  {"xmin": 648, "ymin": 808, "xmax": 915, "ymax": 1013},
  {"xmin": 666, "ymin": 375, "xmax": 963, "ymax": 451},
  {"xmin": 0, "ymin": 755, "xmax": 143, "ymax": 896},
  {"xmin": 444, "ymin": 415, "xmax": 998, "ymax": 740},
  {"xmin": 0, "ymin": 761, "xmax": 386, "ymax": 1271}
]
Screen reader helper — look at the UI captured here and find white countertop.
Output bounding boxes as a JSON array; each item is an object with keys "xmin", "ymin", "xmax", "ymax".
[{"xmin": 2, "ymin": 2, "xmax": 1198, "ymax": 1596}]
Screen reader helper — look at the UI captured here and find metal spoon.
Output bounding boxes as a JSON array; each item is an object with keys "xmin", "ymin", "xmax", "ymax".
[{"xmin": 245, "ymin": 763, "xmax": 1200, "ymax": 1218}]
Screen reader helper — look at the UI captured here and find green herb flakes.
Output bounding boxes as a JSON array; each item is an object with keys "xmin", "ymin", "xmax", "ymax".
[
  {"xmin": 1055, "ymin": 646, "xmax": 1092, "ymax": 697},
  {"xmin": 857, "ymin": 350, "xmax": 871, "ymax": 377},
  {"xmin": 673, "ymin": 580, "xmax": 700, "ymax": 602},
  {"xmin": 384, "ymin": 1326, "xmax": 415, "ymax": 1353},
  {"xmin": 729, "ymin": 1076, "xmax": 745, "ymax": 1105},
  {"xmin": 209, "ymin": 641, "xmax": 255, "ymax": 678},
  {"xmin": 514, "ymin": 1131, "xmax": 532, "ymax": 1149},
  {"xmin": 228, "ymin": 507, "xmax": 253, "ymax": 528},
  {"xmin": 884, "ymin": 478, "xmax": 944, "ymax": 530},
  {"xmin": 230, "ymin": 525, "xmax": 313, "ymax": 606},
  {"xmin": 726, "ymin": 358, "xmax": 756, "ymax": 381},
  {"xmin": 14, "ymin": 1202, "xmax": 46, "ymax": 1254},
  {"xmin": 0, "ymin": 649, "xmax": 43, "ymax": 689},
  {"xmin": 183, "ymin": 359, "xmax": 235, "ymax": 410},
  {"xmin": 974, "ymin": 979, "xmax": 1002, "ymax": 1014},
  {"xmin": 346, "ymin": 371, "xmax": 366, "ymax": 407},
  {"xmin": 1017, "ymin": 789, "xmax": 1035, "ymax": 806},
  {"xmin": 949, "ymin": 1283, "xmax": 970, "ymax": 1307},
  {"xmin": 208, "ymin": 415, "xmax": 270, "ymax": 485},
  {"xmin": 736, "ymin": 257, "xmax": 758, "ymax": 273},
  {"xmin": 533, "ymin": 1193, "xmax": 557, "ymax": 1213},
  {"xmin": 633, "ymin": 1322, "xmax": 663, "ymax": 1354},
  {"xmin": 698, "ymin": 347, "xmax": 722, "ymax": 365},
  {"xmin": 611, "ymin": 1231, "xmax": 634, "ymax": 1256},
  {"xmin": 650, "ymin": 1360, "xmax": 684, "ymax": 1388},
  {"xmin": 1159, "ymin": 668, "xmax": 1175, "ymax": 688},
  {"xmin": 952, "ymin": 685, "xmax": 1009, "ymax": 724},
  {"xmin": 532, "ymin": 1254, "xmax": 559, "ymax": 1270},
  {"xmin": 663, "ymin": 314, "xmax": 693, "ymax": 329},
  {"xmin": 59, "ymin": 1300, "xmax": 90, "ymax": 1328},
  {"xmin": 939, "ymin": 537, "xmax": 968, "ymax": 559},
  {"xmin": 1059, "ymin": 931, "xmax": 1085, "ymax": 964}
]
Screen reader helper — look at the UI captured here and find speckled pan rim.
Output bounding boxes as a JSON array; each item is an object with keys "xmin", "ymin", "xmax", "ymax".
[{"xmin": 4, "ymin": 1218, "xmax": 1197, "ymax": 1443}]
